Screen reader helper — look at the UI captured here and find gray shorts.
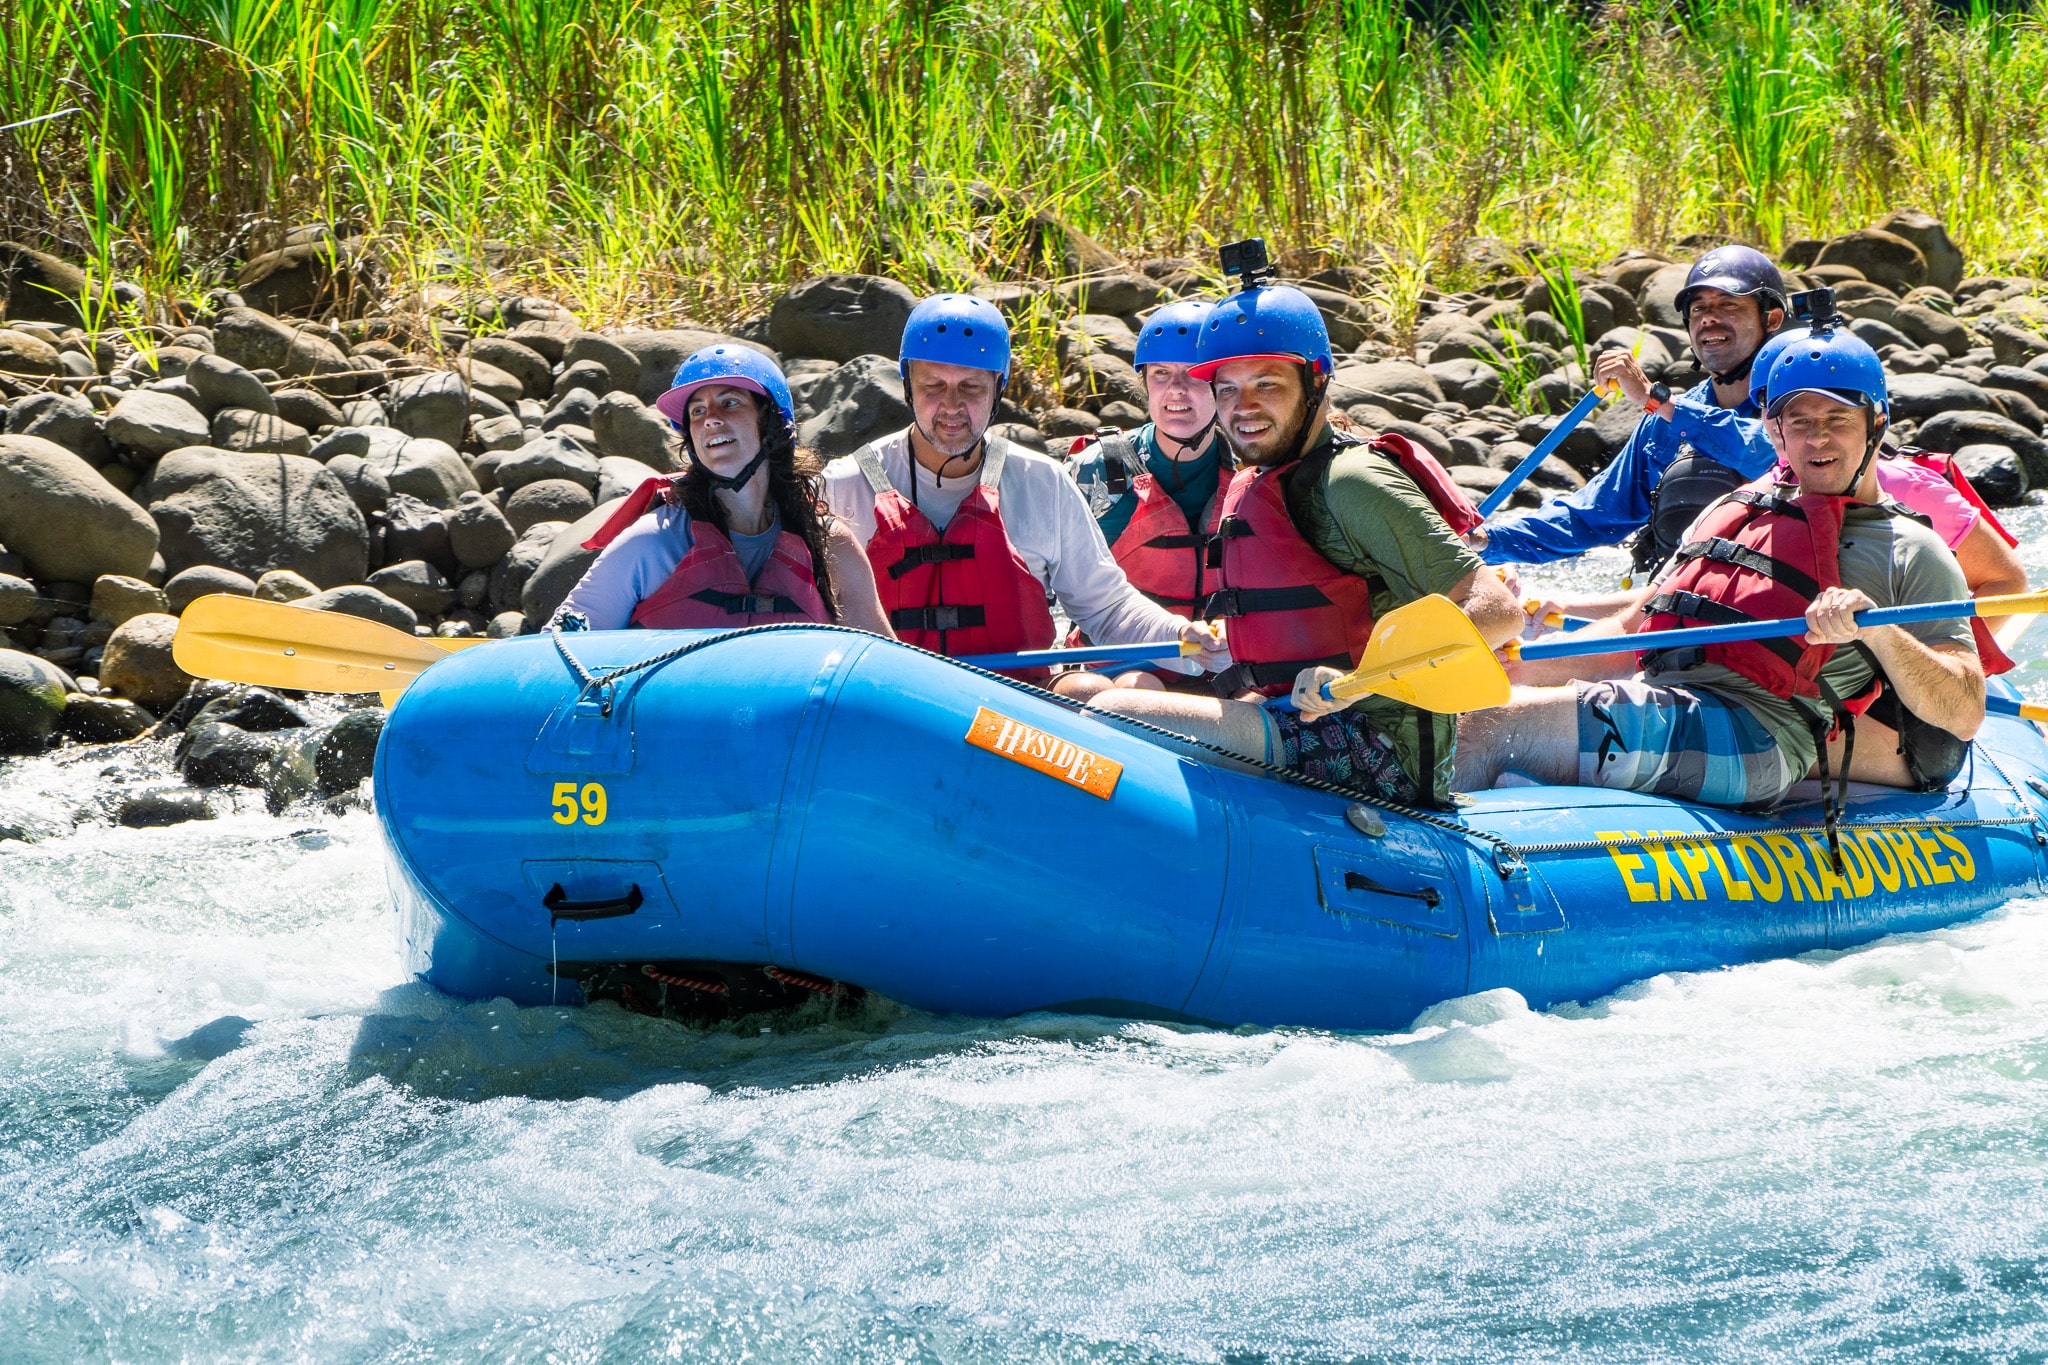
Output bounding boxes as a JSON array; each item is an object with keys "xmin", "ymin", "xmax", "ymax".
[{"xmin": 1577, "ymin": 679, "xmax": 1796, "ymax": 808}]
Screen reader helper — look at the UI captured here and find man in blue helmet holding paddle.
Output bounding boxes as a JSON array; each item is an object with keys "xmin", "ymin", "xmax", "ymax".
[
  {"xmin": 1455, "ymin": 326, "xmax": 1984, "ymax": 815},
  {"xmin": 1475, "ymin": 246, "xmax": 1786, "ymax": 584},
  {"xmin": 822, "ymin": 292, "xmax": 1227, "ymax": 693},
  {"xmin": 1091, "ymin": 240, "xmax": 1524, "ymax": 807}
]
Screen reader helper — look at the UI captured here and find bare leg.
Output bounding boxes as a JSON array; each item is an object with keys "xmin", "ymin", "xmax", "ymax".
[
  {"xmin": 1087, "ymin": 687, "xmax": 1279, "ymax": 771},
  {"xmin": 1452, "ymin": 686, "xmax": 1583, "ymax": 790},
  {"xmin": 1052, "ymin": 671, "xmax": 1112, "ymax": 700}
]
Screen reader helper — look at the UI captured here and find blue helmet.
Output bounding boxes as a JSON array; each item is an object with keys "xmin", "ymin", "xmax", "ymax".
[
  {"xmin": 654, "ymin": 344, "xmax": 794, "ymax": 430},
  {"xmin": 899, "ymin": 293, "xmax": 1010, "ymax": 386},
  {"xmin": 1746, "ymin": 328, "xmax": 1800, "ymax": 411},
  {"xmin": 1676, "ymin": 245, "xmax": 1787, "ymax": 323},
  {"xmin": 1134, "ymin": 299, "xmax": 1214, "ymax": 369},
  {"xmin": 1187, "ymin": 284, "xmax": 1333, "ymax": 382},
  {"xmin": 1762, "ymin": 327, "xmax": 1888, "ymax": 418}
]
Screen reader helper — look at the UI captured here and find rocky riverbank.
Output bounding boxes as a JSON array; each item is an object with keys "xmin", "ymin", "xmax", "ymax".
[{"xmin": 2, "ymin": 210, "xmax": 2046, "ymax": 818}]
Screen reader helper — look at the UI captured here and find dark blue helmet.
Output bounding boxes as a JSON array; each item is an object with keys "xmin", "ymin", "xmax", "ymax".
[{"xmin": 1676, "ymin": 245, "xmax": 1787, "ymax": 323}]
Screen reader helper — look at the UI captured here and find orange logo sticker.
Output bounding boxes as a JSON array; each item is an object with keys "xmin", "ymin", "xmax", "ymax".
[{"xmin": 965, "ymin": 707, "xmax": 1123, "ymax": 799}]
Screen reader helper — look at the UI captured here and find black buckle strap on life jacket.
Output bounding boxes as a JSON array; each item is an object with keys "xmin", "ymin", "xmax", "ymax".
[
  {"xmin": 1203, "ymin": 515, "xmax": 1254, "ymax": 569},
  {"xmin": 1142, "ymin": 532, "xmax": 1212, "ymax": 550},
  {"xmin": 1096, "ymin": 430, "xmax": 1139, "ymax": 496},
  {"xmin": 1728, "ymin": 487, "xmax": 1808, "ymax": 520},
  {"xmin": 887, "ymin": 543, "xmax": 977, "ymax": 579},
  {"xmin": 689, "ymin": 589, "xmax": 802, "ymax": 617},
  {"xmin": 890, "ymin": 605, "xmax": 987, "ymax": 633},
  {"xmin": 1671, "ymin": 535, "xmax": 1823, "ymax": 600},
  {"xmin": 1199, "ymin": 585, "xmax": 1334, "ymax": 619}
]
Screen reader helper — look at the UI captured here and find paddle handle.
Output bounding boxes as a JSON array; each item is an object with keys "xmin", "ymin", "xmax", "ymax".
[
  {"xmin": 1987, "ymin": 694, "xmax": 2048, "ymax": 722},
  {"xmin": 1475, "ymin": 382, "xmax": 1611, "ymax": 520},
  {"xmin": 1514, "ymin": 595, "xmax": 2004, "ymax": 662},
  {"xmin": 959, "ymin": 640, "xmax": 1195, "ymax": 670}
]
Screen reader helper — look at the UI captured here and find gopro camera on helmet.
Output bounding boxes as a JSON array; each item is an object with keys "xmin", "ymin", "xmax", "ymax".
[
  {"xmin": 1789, "ymin": 287, "xmax": 1839, "ymax": 333},
  {"xmin": 1218, "ymin": 238, "xmax": 1275, "ymax": 290}
]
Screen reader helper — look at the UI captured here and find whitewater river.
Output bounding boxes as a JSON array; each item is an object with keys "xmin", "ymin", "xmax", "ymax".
[{"xmin": 5, "ymin": 510, "xmax": 2048, "ymax": 1362}]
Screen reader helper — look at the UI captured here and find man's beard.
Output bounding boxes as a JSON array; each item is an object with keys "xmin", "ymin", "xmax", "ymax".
[{"xmin": 1222, "ymin": 390, "xmax": 1314, "ymax": 468}]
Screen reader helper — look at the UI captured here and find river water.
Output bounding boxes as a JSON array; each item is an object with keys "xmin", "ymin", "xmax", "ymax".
[{"xmin": 4, "ymin": 510, "xmax": 2048, "ymax": 1362}]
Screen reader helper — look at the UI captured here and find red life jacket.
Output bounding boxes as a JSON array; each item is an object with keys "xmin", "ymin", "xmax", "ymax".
[
  {"xmin": 1069, "ymin": 429, "xmax": 1229, "ymax": 617},
  {"xmin": 582, "ymin": 474, "xmax": 829, "ymax": 630},
  {"xmin": 1637, "ymin": 472, "xmax": 1862, "ymax": 702},
  {"xmin": 1205, "ymin": 433, "xmax": 1483, "ymax": 695},
  {"xmin": 1896, "ymin": 447, "xmax": 2017, "ymax": 676},
  {"xmin": 630, "ymin": 521, "xmax": 826, "ymax": 629},
  {"xmin": 854, "ymin": 436, "xmax": 1057, "ymax": 677}
]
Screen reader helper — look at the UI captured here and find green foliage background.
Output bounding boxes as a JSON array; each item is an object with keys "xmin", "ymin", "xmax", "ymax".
[{"xmin": 3, "ymin": 0, "xmax": 2045, "ymax": 332}]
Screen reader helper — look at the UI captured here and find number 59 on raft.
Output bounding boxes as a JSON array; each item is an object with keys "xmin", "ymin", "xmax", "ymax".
[{"xmin": 550, "ymin": 782, "xmax": 608, "ymax": 826}]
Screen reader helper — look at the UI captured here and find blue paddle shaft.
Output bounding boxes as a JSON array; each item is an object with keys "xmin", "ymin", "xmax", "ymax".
[
  {"xmin": 959, "ymin": 641, "xmax": 1184, "ymax": 670},
  {"xmin": 1519, "ymin": 596, "xmax": 1983, "ymax": 661},
  {"xmin": 1987, "ymin": 694, "xmax": 2027, "ymax": 718},
  {"xmin": 1476, "ymin": 385, "xmax": 1607, "ymax": 520}
]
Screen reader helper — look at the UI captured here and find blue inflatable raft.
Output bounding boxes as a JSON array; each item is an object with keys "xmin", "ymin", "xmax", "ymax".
[{"xmin": 374, "ymin": 625, "xmax": 2048, "ymax": 1031}]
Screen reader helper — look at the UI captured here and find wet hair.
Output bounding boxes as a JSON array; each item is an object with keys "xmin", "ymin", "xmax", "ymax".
[{"xmin": 676, "ymin": 394, "xmax": 839, "ymax": 619}]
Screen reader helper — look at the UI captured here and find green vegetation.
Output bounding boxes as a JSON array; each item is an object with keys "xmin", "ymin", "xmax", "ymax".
[{"xmin": 3, "ymin": 0, "xmax": 2046, "ymax": 334}]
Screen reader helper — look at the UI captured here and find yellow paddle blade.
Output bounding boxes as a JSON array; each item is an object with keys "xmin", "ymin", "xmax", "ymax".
[
  {"xmin": 173, "ymin": 594, "xmax": 471, "ymax": 694},
  {"xmin": 1324, "ymin": 594, "xmax": 1511, "ymax": 713},
  {"xmin": 1974, "ymin": 588, "xmax": 2048, "ymax": 618}
]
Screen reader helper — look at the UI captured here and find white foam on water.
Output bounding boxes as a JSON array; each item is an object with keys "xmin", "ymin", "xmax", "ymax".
[{"xmin": 1, "ymin": 510, "xmax": 2046, "ymax": 1362}]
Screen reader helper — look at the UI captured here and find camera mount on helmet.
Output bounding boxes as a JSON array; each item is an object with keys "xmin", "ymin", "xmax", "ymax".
[
  {"xmin": 1789, "ymin": 287, "xmax": 1840, "ymax": 335},
  {"xmin": 1218, "ymin": 238, "xmax": 1276, "ymax": 292}
]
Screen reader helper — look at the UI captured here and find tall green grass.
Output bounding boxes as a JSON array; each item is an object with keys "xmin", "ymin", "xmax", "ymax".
[{"xmin": 5, "ymin": 0, "xmax": 2048, "ymax": 335}]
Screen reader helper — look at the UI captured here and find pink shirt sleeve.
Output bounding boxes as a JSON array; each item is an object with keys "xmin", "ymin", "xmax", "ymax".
[{"xmin": 1874, "ymin": 460, "xmax": 1978, "ymax": 550}]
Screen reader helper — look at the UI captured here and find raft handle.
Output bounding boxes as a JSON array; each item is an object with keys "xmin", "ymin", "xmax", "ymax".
[
  {"xmin": 544, "ymin": 882, "xmax": 644, "ymax": 923},
  {"xmin": 1342, "ymin": 871, "xmax": 1441, "ymax": 908}
]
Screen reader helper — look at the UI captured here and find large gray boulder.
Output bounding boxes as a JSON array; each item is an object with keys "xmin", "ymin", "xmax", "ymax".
[
  {"xmin": 5, "ymin": 391, "xmax": 109, "ymax": 466},
  {"xmin": 357, "ymin": 434, "xmax": 477, "ymax": 508},
  {"xmin": 563, "ymin": 334, "xmax": 642, "ymax": 395},
  {"xmin": 1874, "ymin": 211, "xmax": 1964, "ymax": 294},
  {"xmin": 1952, "ymin": 444, "xmax": 2026, "ymax": 506},
  {"xmin": 447, "ymin": 491, "xmax": 517, "ymax": 570},
  {"xmin": 211, "ymin": 308, "xmax": 360, "ymax": 394},
  {"xmin": 1330, "ymin": 358, "xmax": 1445, "ymax": 409},
  {"xmin": 0, "ymin": 328, "xmax": 61, "ymax": 377},
  {"xmin": 98, "ymin": 612, "xmax": 190, "ymax": 709},
  {"xmin": 234, "ymin": 238, "xmax": 384, "ymax": 319},
  {"xmin": 0, "ymin": 241, "xmax": 108, "ymax": 329},
  {"xmin": 489, "ymin": 520, "xmax": 568, "ymax": 614},
  {"xmin": 390, "ymin": 371, "xmax": 470, "ymax": 445},
  {"xmin": 107, "ymin": 389, "xmax": 210, "ymax": 458},
  {"xmin": 464, "ymin": 336, "xmax": 553, "ymax": 399},
  {"xmin": 1885, "ymin": 373, "xmax": 1998, "ymax": 422},
  {"xmin": 0, "ymin": 434, "xmax": 158, "ymax": 582},
  {"xmin": 145, "ymin": 447, "xmax": 369, "ymax": 586},
  {"xmin": 211, "ymin": 409, "xmax": 312, "ymax": 456},
  {"xmin": 302, "ymin": 583, "xmax": 416, "ymax": 633},
  {"xmin": 522, "ymin": 503, "xmax": 617, "ymax": 626},
  {"xmin": 597, "ymin": 456, "xmax": 665, "ymax": 504},
  {"xmin": 591, "ymin": 391, "xmax": 678, "ymax": 469},
  {"xmin": 0, "ymin": 648, "xmax": 69, "ymax": 754},
  {"xmin": 767, "ymin": 275, "xmax": 918, "ymax": 364},
  {"xmin": 1889, "ymin": 302, "xmax": 1971, "ymax": 358},
  {"xmin": 496, "ymin": 432, "xmax": 599, "ymax": 495},
  {"xmin": 1815, "ymin": 229, "xmax": 1928, "ymax": 295},
  {"xmin": 184, "ymin": 354, "xmax": 277, "ymax": 417},
  {"xmin": 1916, "ymin": 410, "xmax": 2048, "ymax": 483},
  {"xmin": 796, "ymin": 355, "xmax": 911, "ymax": 460},
  {"xmin": 1636, "ymin": 262, "xmax": 1694, "ymax": 329}
]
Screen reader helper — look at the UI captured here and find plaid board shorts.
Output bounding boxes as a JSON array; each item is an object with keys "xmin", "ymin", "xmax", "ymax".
[
  {"xmin": 1269, "ymin": 706, "xmax": 1421, "ymax": 803},
  {"xmin": 1576, "ymin": 678, "xmax": 1796, "ymax": 808}
]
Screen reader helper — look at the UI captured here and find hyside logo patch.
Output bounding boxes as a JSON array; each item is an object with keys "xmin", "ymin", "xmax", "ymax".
[{"xmin": 965, "ymin": 708, "xmax": 1123, "ymax": 799}]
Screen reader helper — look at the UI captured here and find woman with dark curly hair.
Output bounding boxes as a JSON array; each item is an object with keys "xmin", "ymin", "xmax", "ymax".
[{"xmin": 552, "ymin": 345, "xmax": 892, "ymax": 635}]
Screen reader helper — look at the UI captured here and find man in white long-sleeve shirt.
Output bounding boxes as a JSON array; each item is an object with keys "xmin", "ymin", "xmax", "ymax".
[{"xmin": 823, "ymin": 292, "xmax": 1225, "ymax": 693}]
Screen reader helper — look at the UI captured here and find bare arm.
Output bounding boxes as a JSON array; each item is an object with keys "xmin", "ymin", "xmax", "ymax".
[
  {"xmin": 824, "ymin": 519, "xmax": 897, "ymax": 639},
  {"xmin": 1952, "ymin": 516, "xmax": 2028, "ymax": 599},
  {"xmin": 1807, "ymin": 586, "xmax": 1985, "ymax": 740},
  {"xmin": 1444, "ymin": 563, "xmax": 1528, "ymax": 650},
  {"xmin": 1505, "ymin": 579, "xmax": 1663, "ymax": 687}
]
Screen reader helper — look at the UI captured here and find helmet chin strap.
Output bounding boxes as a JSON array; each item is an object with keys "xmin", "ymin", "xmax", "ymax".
[
  {"xmin": 703, "ymin": 445, "xmax": 770, "ymax": 492},
  {"xmin": 1157, "ymin": 415, "xmax": 1219, "ymax": 460}
]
